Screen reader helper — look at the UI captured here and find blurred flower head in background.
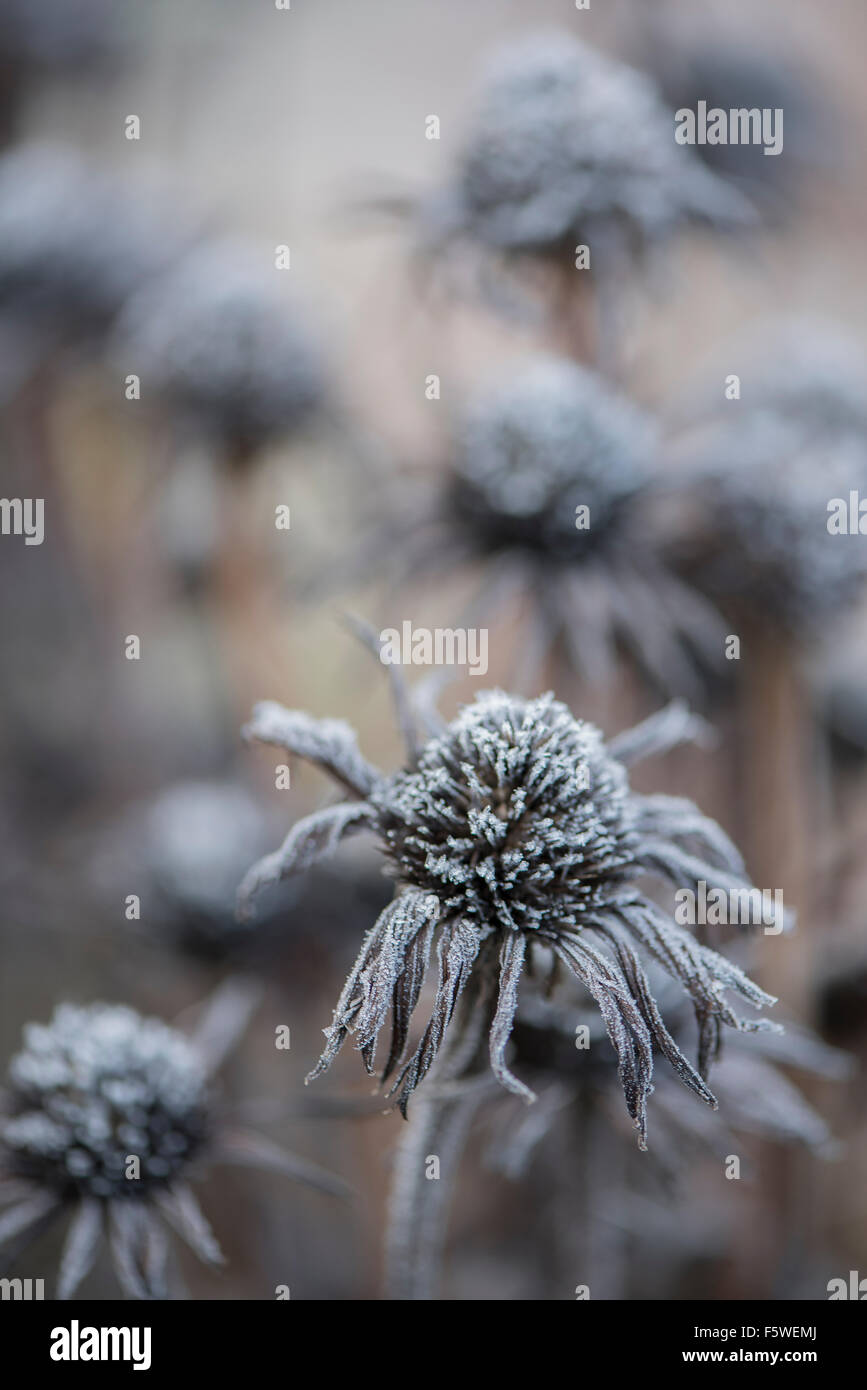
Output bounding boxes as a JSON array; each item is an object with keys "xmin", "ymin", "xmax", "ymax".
[
  {"xmin": 668, "ymin": 323, "xmax": 867, "ymax": 634},
  {"xmin": 112, "ymin": 240, "xmax": 327, "ymax": 463},
  {"xmin": 418, "ymin": 31, "xmax": 751, "ymax": 279},
  {"xmin": 0, "ymin": 984, "xmax": 348, "ymax": 1298},
  {"xmin": 369, "ymin": 356, "xmax": 728, "ymax": 697}
]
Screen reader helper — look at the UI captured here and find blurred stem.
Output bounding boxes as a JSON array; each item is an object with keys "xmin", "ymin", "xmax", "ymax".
[
  {"xmin": 547, "ymin": 263, "xmax": 598, "ymax": 367},
  {"xmin": 739, "ymin": 625, "xmax": 813, "ymax": 1019},
  {"xmin": 383, "ymin": 972, "xmax": 494, "ymax": 1300}
]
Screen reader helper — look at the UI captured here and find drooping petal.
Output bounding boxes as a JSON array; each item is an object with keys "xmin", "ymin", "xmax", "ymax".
[
  {"xmin": 615, "ymin": 896, "xmax": 780, "ymax": 1078},
  {"xmin": 307, "ymin": 890, "xmax": 440, "ymax": 1083},
  {"xmin": 607, "ymin": 698, "xmax": 713, "ymax": 766},
  {"xmin": 211, "ymin": 1126, "xmax": 352, "ymax": 1198},
  {"xmin": 185, "ymin": 976, "xmax": 262, "ymax": 1076},
  {"xmin": 154, "ymin": 1182, "xmax": 224, "ymax": 1266},
  {"xmin": 551, "ymin": 931, "xmax": 655, "ymax": 1148},
  {"xmin": 488, "ymin": 932, "xmax": 535, "ymax": 1104},
  {"xmin": 0, "ymin": 1189, "xmax": 60, "ymax": 1250},
  {"xmin": 355, "ymin": 893, "xmax": 441, "ymax": 1075},
  {"xmin": 242, "ymin": 701, "xmax": 381, "ymax": 796},
  {"xmin": 588, "ymin": 920, "xmax": 717, "ymax": 1110},
  {"xmin": 632, "ymin": 793, "xmax": 746, "ymax": 874},
  {"xmin": 236, "ymin": 802, "xmax": 373, "ymax": 920},
  {"xmin": 390, "ymin": 919, "xmax": 484, "ymax": 1115},
  {"xmin": 382, "ymin": 906, "xmax": 439, "ymax": 1082},
  {"xmin": 57, "ymin": 1198, "xmax": 103, "ymax": 1300},
  {"xmin": 141, "ymin": 1207, "xmax": 170, "ymax": 1300},
  {"xmin": 109, "ymin": 1201, "xmax": 158, "ymax": 1300}
]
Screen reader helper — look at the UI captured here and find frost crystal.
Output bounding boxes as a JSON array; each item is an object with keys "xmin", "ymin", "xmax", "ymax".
[{"xmin": 372, "ymin": 691, "xmax": 635, "ymax": 931}]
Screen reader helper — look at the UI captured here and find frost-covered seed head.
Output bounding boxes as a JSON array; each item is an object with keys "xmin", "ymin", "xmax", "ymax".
[
  {"xmin": 2, "ymin": 1005, "xmax": 210, "ymax": 1199},
  {"xmin": 451, "ymin": 357, "xmax": 654, "ymax": 556},
  {"xmin": 113, "ymin": 242, "xmax": 326, "ymax": 452},
  {"xmin": 702, "ymin": 428, "xmax": 867, "ymax": 628},
  {"xmin": 444, "ymin": 31, "xmax": 746, "ymax": 258},
  {"xmin": 0, "ymin": 145, "xmax": 186, "ymax": 333},
  {"xmin": 678, "ymin": 334, "xmax": 867, "ymax": 634},
  {"xmin": 372, "ymin": 692, "xmax": 636, "ymax": 931},
  {"xmin": 0, "ymin": 0, "xmax": 130, "ymax": 69},
  {"xmin": 239, "ymin": 690, "xmax": 778, "ymax": 1132}
]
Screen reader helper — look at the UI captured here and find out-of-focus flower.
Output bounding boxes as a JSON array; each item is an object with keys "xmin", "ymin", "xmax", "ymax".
[
  {"xmin": 358, "ymin": 356, "xmax": 728, "ymax": 697},
  {"xmin": 125, "ymin": 778, "xmax": 391, "ymax": 969},
  {"xmin": 238, "ymin": 687, "xmax": 778, "ymax": 1144},
  {"xmin": 0, "ymin": 0, "xmax": 132, "ymax": 72},
  {"xmin": 414, "ymin": 32, "xmax": 750, "ymax": 283},
  {"xmin": 667, "ymin": 323, "xmax": 867, "ymax": 634},
  {"xmin": 112, "ymin": 241, "xmax": 327, "ymax": 461},
  {"xmin": 0, "ymin": 144, "xmax": 189, "ymax": 342},
  {"xmin": 0, "ymin": 984, "xmax": 348, "ymax": 1298}
]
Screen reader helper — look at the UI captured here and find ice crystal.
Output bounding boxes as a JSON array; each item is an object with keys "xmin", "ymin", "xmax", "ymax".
[{"xmin": 239, "ymin": 689, "xmax": 778, "ymax": 1142}]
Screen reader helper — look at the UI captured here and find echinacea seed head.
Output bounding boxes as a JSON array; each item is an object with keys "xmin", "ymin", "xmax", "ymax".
[
  {"xmin": 370, "ymin": 691, "xmax": 637, "ymax": 932},
  {"xmin": 448, "ymin": 31, "xmax": 748, "ymax": 257},
  {"xmin": 2, "ymin": 1004, "xmax": 211, "ymax": 1199},
  {"xmin": 450, "ymin": 357, "xmax": 654, "ymax": 557}
]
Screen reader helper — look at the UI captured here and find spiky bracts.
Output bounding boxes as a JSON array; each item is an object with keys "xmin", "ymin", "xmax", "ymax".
[{"xmin": 239, "ymin": 691, "xmax": 778, "ymax": 1145}]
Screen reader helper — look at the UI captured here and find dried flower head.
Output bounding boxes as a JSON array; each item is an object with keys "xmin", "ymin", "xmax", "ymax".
[
  {"xmin": 0, "ymin": 985, "xmax": 347, "ymax": 1298},
  {"xmin": 238, "ymin": 688, "xmax": 778, "ymax": 1145},
  {"xmin": 112, "ymin": 241, "xmax": 326, "ymax": 458},
  {"xmin": 133, "ymin": 778, "xmax": 390, "ymax": 966},
  {"xmin": 372, "ymin": 356, "xmax": 727, "ymax": 696},
  {"xmin": 452, "ymin": 356, "xmax": 652, "ymax": 555},
  {"xmin": 0, "ymin": 144, "xmax": 188, "ymax": 340},
  {"xmin": 421, "ymin": 31, "xmax": 749, "ymax": 273},
  {"xmin": 670, "ymin": 324, "xmax": 867, "ymax": 632}
]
